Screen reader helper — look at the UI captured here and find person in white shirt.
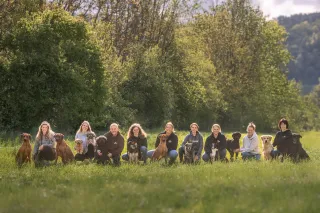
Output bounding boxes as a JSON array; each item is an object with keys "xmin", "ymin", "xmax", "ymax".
[{"xmin": 240, "ymin": 122, "xmax": 261, "ymax": 160}]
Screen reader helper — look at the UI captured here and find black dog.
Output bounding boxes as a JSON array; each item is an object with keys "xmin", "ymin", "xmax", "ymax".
[
  {"xmin": 288, "ymin": 133, "xmax": 310, "ymax": 162},
  {"xmin": 95, "ymin": 136, "xmax": 109, "ymax": 165},
  {"xmin": 226, "ymin": 132, "xmax": 241, "ymax": 161}
]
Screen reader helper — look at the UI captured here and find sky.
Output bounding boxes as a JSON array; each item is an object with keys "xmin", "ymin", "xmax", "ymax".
[
  {"xmin": 251, "ymin": 0, "xmax": 320, "ymax": 18},
  {"xmin": 203, "ymin": 0, "xmax": 320, "ymax": 18}
]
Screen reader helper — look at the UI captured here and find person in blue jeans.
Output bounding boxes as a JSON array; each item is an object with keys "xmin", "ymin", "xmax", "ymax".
[
  {"xmin": 240, "ymin": 122, "xmax": 261, "ymax": 161},
  {"xmin": 179, "ymin": 123, "xmax": 203, "ymax": 163},
  {"xmin": 203, "ymin": 124, "xmax": 227, "ymax": 162},
  {"xmin": 122, "ymin": 123, "xmax": 148, "ymax": 164},
  {"xmin": 147, "ymin": 122, "xmax": 178, "ymax": 165}
]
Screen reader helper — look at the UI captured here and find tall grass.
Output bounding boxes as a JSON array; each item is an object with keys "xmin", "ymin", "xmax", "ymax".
[{"xmin": 0, "ymin": 131, "xmax": 319, "ymax": 213}]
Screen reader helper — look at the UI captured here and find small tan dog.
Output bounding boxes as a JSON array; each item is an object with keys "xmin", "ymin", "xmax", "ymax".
[
  {"xmin": 261, "ymin": 135, "xmax": 273, "ymax": 160},
  {"xmin": 75, "ymin": 139, "xmax": 84, "ymax": 154},
  {"xmin": 16, "ymin": 133, "xmax": 32, "ymax": 166},
  {"xmin": 151, "ymin": 134, "xmax": 168, "ymax": 162}
]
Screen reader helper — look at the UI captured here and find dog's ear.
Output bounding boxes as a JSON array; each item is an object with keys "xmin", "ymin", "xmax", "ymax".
[
  {"xmin": 20, "ymin": 133, "xmax": 24, "ymax": 139},
  {"xmin": 28, "ymin": 134, "xmax": 32, "ymax": 141}
]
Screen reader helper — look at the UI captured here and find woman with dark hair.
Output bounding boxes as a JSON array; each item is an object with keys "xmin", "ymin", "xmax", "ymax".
[
  {"xmin": 122, "ymin": 123, "xmax": 148, "ymax": 164},
  {"xmin": 271, "ymin": 118, "xmax": 293, "ymax": 159},
  {"xmin": 33, "ymin": 121, "xmax": 56, "ymax": 167},
  {"xmin": 74, "ymin": 120, "xmax": 95, "ymax": 161}
]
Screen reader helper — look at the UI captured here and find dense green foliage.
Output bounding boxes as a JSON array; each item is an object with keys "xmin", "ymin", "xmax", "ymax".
[
  {"xmin": 0, "ymin": 0, "xmax": 319, "ymax": 132},
  {"xmin": 278, "ymin": 13, "xmax": 320, "ymax": 93},
  {"xmin": 0, "ymin": 131, "xmax": 319, "ymax": 212}
]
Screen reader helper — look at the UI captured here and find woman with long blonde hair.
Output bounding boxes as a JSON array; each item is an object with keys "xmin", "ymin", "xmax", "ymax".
[
  {"xmin": 122, "ymin": 123, "xmax": 148, "ymax": 164},
  {"xmin": 74, "ymin": 120, "xmax": 95, "ymax": 161},
  {"xmin": 33, "ymin": 121, "xmax": 56, "ymax": 167}
]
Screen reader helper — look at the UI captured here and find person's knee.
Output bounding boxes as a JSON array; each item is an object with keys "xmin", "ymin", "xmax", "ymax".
[
  {"xmin": 147, "ymin": 150, "xmax": 154, "ymax": 158},
  {"xmin": 122, "ymin": 153, "xmax": 128, "ymax": 161},
  {"xmin": 241, "ymin": 152, "xmax": 249, "ymax": 157},
  {"xmin": 202, "ymin": 153, "xmax": 209, "ymax": 162},
  {"xmin": 140, "ymin": 146, "xmax": 147, "ymax": 153},
  {"xmin": 169, "ymin": 150, "xmax": 178, "ymax": 159}
]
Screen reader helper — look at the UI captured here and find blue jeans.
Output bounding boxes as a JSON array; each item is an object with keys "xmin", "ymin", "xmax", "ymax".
[
  {"xmin": 147, "ymin": 149, "xmax": 178, "ymax": 164},
  {"xmin": 202, "ymin": 149, "xmax": 226, "ymax": 162},
  {"xmin": 241, "ymin": 152, "xmax": 261, "ymax": 161},
  {"xmin": 122, "ymin": 146, "xmax": 147, "ymax": 163}
]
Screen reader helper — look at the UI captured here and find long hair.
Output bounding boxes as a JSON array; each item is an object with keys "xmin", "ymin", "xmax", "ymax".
[
  {"xmin": 127, "ymin": 123, "xmax": 147, "ymax": 139},
  {"xmin": 76, "ymin": 121, "xmax": 92, "ymax": 134},
  {"xmin": 35, "ymin": 121, "xmax": 55, "ymax": 141}
]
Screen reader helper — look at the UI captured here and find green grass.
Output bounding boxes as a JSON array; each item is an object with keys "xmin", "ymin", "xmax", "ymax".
[{"xmin": 0, "ymin": 131, "xmax": 319, "ymax": 213}]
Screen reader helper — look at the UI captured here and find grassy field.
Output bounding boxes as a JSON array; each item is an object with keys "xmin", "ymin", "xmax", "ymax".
[{"xmin": 0, "ymin": 131, "xmax": 319, "ymax": 213}]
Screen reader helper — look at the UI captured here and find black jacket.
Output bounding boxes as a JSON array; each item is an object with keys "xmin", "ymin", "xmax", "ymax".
[
  {"xmin": 204, "ymin": 132, "xmax": 227, "ymax": 154},
  {"xmin": 155, "ymin": 131, "xmax": 178, "ymax": 152},
  {"xmin": 273, "ymin": 129, "xmax": 293, "ymax": 154}
]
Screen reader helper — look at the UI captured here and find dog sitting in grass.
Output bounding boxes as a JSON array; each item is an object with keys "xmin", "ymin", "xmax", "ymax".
[
  {"xmin": 16, "ymin": 133, "xmax": 32, "ymax": 166},
  {"xmin": 184, "ymin": 142, "xmax": 195, "ymax": 164},
  {"xmin": 75, "ymin": 139, "xmax": 84, "ymax": 154},
  {"xmin": 54, "ymin": 133, "xmax": 74, "ymax": 164},
  {"xmin": 210, "ymin": 144, "xmax": 218, "ymax": 163},
  {"xmin": 261, "ymin": 135, "xmax": 273, "ymax": 160},
  {"xmin": 289, "ymin": 133, "xmax": 310, "ymax": 162},
  {"xmin": 226, "ymin": 132, "xmax": 241, "ymax": 161},
  {"xmin": 151, "ymin": 134, "xmax": 168, "ymax": 162},
  {"xmin": 128, "ymin": 141, "xmax": 139, "ymax": 163}
]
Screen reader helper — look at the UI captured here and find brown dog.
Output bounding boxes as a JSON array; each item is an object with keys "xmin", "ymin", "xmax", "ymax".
[
  {"xmin": 261, "ymin": 135, "xmax": 273, "ymax": 160},
  {"xmin": 75, "ymin": 139, "xmax": 84, "ymax": 154},
  {"xmin": 16, "ymin": 133, "xmax": 32, "ymax": 166},
  {"xmin": 152, "ymin": 134, "xmax": 168, "ymax": 161},
  {"xmin": 54, "ymin": 133, "xmax": 74, "ymax": 164}
]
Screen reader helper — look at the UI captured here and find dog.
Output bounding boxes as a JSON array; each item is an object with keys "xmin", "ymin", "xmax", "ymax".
[
  {"xmin": 184, "ymin": 142, "xmax": 195, "ymax": 164},
  {"xmin": 74, "ymin": 139, "xmax": 84, "ymax": 154},
  {"xmin": 289, "ymin": 133, "xmax": 310, "ymax": 162},
  {"xmin": 261, "ymin": 135, "xmax": 273, "ymax": 160},
  {"xmin": 15, "ymin": 133, "xmax": 32, "ymax": 166},
  {"xmin": 128, "ymin": 141, "xmax": 139, "ymax": 163},
  {"xmin": 86, "ymin": 132, "xmax": 96, "ymax": 159},
  {"xmin": 95, "ymin": 135, "xmax": 108, "ymax": 164},
  {"xmin": 210, "ymin": 143, "xmax": 218, "ymax": 163},
  {"xmin": 87, "ymin": 132, "xmax": 96, "ymax": 146},
  {"xmin": 54, "ymin": 133, "xmax": 74, "ymax": 164},
  {"xmin": 226, "ymin": 132, "xmax": 241, "ymax": 161},
  {"xmin": 151, "ymin": 134, "xmax": 168, "ymax": 162}
]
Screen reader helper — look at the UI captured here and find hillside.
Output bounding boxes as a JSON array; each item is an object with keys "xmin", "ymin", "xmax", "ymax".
[{"xmin": 278, "ymin": 13, "xmax": 320, "ymax": 93}]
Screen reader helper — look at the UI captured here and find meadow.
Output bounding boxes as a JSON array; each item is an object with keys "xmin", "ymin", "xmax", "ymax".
[{"xmin": 0, "ymin": 131, "xmax": 319, "ymax": 213}]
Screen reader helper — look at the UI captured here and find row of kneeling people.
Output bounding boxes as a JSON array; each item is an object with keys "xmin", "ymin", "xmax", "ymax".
[{"xmin": 15, "ymin": 118, "xmax": 310, "ymax": 167}]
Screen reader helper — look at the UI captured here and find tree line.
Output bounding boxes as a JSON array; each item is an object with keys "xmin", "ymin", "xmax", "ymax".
[{"xmin": 0, "ymin": 0, "xmax": 319, "ymax": 132}]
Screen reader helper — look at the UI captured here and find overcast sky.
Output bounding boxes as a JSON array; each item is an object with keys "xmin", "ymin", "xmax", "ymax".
[
  {"xmin": 251, "ymin": 0, "xmax": 320, "ymax": 18},
  {"xmin": 203, "ymin": 0, "xmax": 320, "ymax": 18}
]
